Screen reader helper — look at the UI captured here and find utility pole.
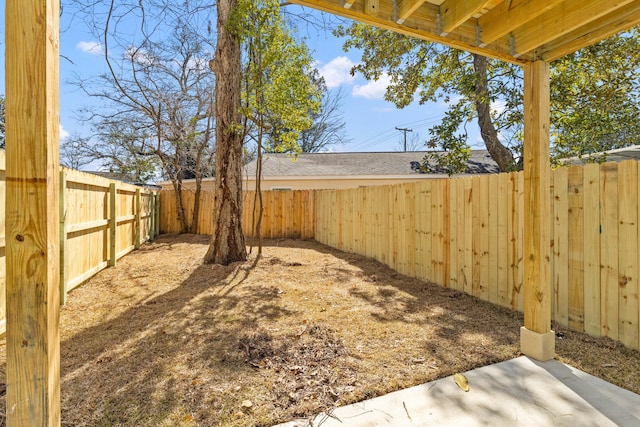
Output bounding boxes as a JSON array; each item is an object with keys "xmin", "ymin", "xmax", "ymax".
[{"xmin": 395, "ymin": 126, "xmax": 413, "ymax": 152}]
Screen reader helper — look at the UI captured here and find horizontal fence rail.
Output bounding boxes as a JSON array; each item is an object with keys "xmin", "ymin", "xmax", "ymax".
[
  {"xmin": 0, "ymin": 150, "xmax": 159, "ymax": 334},
  {"xmin": 159, "ymin": 161, "xmax": 640, "ymax": 352},
  {"xmin": 59, "ymin": 169, "xmax": 159, "ymax": 306}
]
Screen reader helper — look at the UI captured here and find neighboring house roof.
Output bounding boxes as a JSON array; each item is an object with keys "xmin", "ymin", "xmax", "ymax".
[
  {"xmin": 87, "ymin": 170, "xmax": 138, "ymax": 183},
  {"xmin": 85, "ymin": 171, "xmax": 161, "ymax": 189},
  {"xmin": 561, "ymin": 145, "xmax": 640, "ymax": 165},
  {"xmin": 245, "ymin": 151, "xmax": 499, "ymax": 177}
]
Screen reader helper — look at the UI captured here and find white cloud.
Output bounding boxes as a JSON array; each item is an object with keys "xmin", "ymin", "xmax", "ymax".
[
  {"xmin": 318, "ymin": 56, "xmax": 356, "ymax": 88},
  {"xmin": 76, "ymin": 40, "xmax": 103, "ymax": 55},
  {"xmin": 59, "ymin": 124, "xmax": 70, "ymax": 141},
  {"xmin": 352, "ymin": 73, "xmax": 391, "ymax": 100},
  {"xmin": 186, "ymin": 56, "xmax": 209, "ymax": 72},
  {"xmin": 125, "ymin": 46, "xmax": 156, "ymax": 65}
]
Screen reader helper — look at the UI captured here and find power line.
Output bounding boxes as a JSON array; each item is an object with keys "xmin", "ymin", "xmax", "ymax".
[
  {"xmin": 348, "ymin": 114, "xmax": 445, "ymax": 151},
  {"xmin": 395, "ymin": 126, "xmax": 413, "ymax": 152}
]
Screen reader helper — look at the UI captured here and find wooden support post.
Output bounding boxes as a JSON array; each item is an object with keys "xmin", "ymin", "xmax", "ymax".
[
  {"xmin": 521, "ymin": 60, "xmax": 554, "ymax": 361},
  {"xmin": 155, "ymin": 193, "xmax": 160, "ymax": 236},
  {"xmin": 5, "ymin": 0, "xmax": 61, "ymax": 424},
  {"xmin": 135, "ymin": 188, "xmax": 141, "ymax": 249},
  {"xmin": 59, "ymin": 170, "xmax": 67, "ymax": 306},
  {"xmin": 109, "ymin": 183, "xmax": 117, "ymax": 267}
]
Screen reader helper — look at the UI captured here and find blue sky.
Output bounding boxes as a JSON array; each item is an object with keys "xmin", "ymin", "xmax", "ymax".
[{"xmin": 0, "ymin": 3, "xmax": 483, "ymax": 159}]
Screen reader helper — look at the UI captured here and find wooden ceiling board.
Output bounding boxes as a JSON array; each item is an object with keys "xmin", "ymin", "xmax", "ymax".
[{"xmin": 289, "ymin": 0, "xmax": 640, "ymax": 63}]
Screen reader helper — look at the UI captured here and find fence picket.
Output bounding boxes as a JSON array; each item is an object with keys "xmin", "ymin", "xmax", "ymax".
[
  {"xmin": 618, "ymin": 160, "xmax": 639, "ymax": 349},
  {"xmin": 600, "ymin": 163, "xmax": 619, "ymax": 339},
  {"xmin": 159, "ymin": 165, "xmax": 640, "ymax": 353},
  {"xmin": 568, "ymin": 166, "xmax": 585, "ymax": 332},
  {"xmin": 583, "ymin": 163, "xmax": 601, "ymax": 336},
  {"xmin": 553, "ymin": 166, "xmax": 569, "ymax": 327}
]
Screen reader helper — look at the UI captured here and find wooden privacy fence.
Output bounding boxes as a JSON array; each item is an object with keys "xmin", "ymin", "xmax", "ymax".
[
  {"xmin": 159, "ymin": 189, "xmax": 314, "ymax": 239},
  {"xmin": 159, "ymin": 161, "xmax": 640, "ymax": 352},
  {"xmin": 315, "ymin": 161, "xmax": 640, "ymax": 352},
  {"xmin": 59, "ymin": 169, "xmax": 160, "ymax": 304},
  {"xmin": 0, "ymin": 151, "xmax": 159, "ymax": 334}
]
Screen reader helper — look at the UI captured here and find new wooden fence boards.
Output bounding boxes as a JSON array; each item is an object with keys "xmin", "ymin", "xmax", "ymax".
[
  {"xmin": 462, "ymin": 177, "xmax": 474, "ymax": 296},
  {"xmin": 61, "ymin": 168, "xmax": 156, "ymax": 299},
  {"xmin": 568, "ymin": 165, "xmax": 585, "ymax": 332},
  {"xmin": 0, "ymin": 153, "xmax": 158, "ymax": 333},
  {"xmin": 582, "ymin": 163, "xmax": 601, "ymax": 337},
  {"xmin": 553, "ymin": 166, "xmax": 569, "ymax": 327},
  {"xmin": 600, "ymin": 162, "xmax": 619, "ymax": 340},
  {"xmin": 160, "ymin": 189, "xmax": 315, "ymax": 239},
  {"xmin": 618, "ymin": 160, "xmax": 639, "ymax": 349},
  {"xmin": 497, "ymin": 173, "xmax": 509, "ymax": 308},
  {"xmin": 161, "ymin": 162, "xmax": 640, "ymax": 353}
]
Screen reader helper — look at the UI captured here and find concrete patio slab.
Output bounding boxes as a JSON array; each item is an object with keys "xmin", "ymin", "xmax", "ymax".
[{"xmin": 273, "ymin": 356, "xmax": 640, "ymax": 427}]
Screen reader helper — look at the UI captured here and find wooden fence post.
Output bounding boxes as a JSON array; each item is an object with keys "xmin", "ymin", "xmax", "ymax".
[
  {"xmin": 135, "ymin": 188, "xmax": 141, "ymax": 249},
  {"xmin": 149, "ymin": 191, "xmax": 155, "ymax": 241},
  {"xmin": 6, "ymin": 0, "xmax": 61, "ymax": 424},
  {"xmin": 109, "ymin": 183, "xmax": 117, "ymax": 267},
  {"xmin": 155, "ymin": 193, "xmax": 160, "ymax": 236},
  {"xmin": 60, "ymin": 169, "xmax": 68, "ymax": 305}
]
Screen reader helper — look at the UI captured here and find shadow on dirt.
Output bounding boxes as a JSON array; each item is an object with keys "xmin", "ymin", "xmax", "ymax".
[
  {"xmin": 57, "ymin": 234, "xmax": 294, "ymax": 426},
  {"xmin": 258, "ymin": 237, "xmax": 523, "ymax": 371}
]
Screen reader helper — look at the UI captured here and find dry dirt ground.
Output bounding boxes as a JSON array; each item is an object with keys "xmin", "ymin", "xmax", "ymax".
[{"xmin": 0, "ymin": 234, "xmax": 639, "ymax": 426}]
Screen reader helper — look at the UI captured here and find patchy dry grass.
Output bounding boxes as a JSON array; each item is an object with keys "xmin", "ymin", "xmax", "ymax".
[{"xmin": 0, "ymin": 234, "xmax": 638, "ymax": 426}]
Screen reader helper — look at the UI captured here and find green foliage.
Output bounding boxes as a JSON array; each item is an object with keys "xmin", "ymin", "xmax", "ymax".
[
  {"xmin": 335, "ymin": 23, "xmax": 522, "ymax": 172},
  {"xmin": 551, "ymin": 29, "xmax": 640, "ymax": 161},
  {"xmin": 61, "ymin": 121, "xmax": 160, "ymax": 183},
  {"xmin": 424, "ymin": 98, "xmax": 472, "ymax": 175},
  {"xmin": 236, "ymin": 0, "xmax": 321, "ymax": 154},
  {"xmin": 337, "ymin": 23, "xmax": 640, "ymax": 169}
]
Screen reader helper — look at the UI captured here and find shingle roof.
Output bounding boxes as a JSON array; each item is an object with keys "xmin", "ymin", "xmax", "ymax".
[
  {"xmin": 245, "ymin": 151, "xmax": 499, "ymax": 177},
  {"xmin": 561, "ymin": 145, "xmax": 640, "ymax": 165}
]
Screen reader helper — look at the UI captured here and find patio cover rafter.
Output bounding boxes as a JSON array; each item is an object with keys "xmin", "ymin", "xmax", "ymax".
[{"xmin": 290, "ymin": 0, "xmax": 640, "ymax": 63}]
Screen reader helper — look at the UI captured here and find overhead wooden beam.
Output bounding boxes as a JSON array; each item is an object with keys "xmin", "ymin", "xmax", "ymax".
[
  {"xmin": 289, "ymin": 0, "xmax": 529, "ymax": 64},
  {"xmin": 440, "ymin": 0, "xmax": 492, "ymax": 35},
  {"xmin": 478, "ymin": 0, "xmax": 564, "ymax": 47},
  {"xmin": 513, "ymin": 0, "xmax": 633, "ymax": 56},
  {"xmin": 521, "ymin": 60, "xmax": 554, "ymax": 361},
  {"xmin": 365, "ymin": 0, "xmax": 380, "ymax": 16},
  {"xmin": 5, "ymin": 0, "xmax": 61, "ymax": 425},
  {"xmin": 540, "ymin": 2, "xmax": 640, "ymax": 61},
  {"xmin": 396, "ymin": 0, "xmax": 426, "ymax": 24}
]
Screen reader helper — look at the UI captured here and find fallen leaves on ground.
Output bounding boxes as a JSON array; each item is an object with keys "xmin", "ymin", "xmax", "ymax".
[{"xmin": 0, "ymin": 234, "xmax": 636, "ymax": 426}]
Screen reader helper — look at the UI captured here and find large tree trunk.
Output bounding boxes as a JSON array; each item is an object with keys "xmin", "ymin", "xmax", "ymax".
[
  {"xmin": 473, "ymin": 54, "xmax": 517, "ymax": 172},
  {"xmin": 204, "ymin": 0, "xmax": 247, "ymax": 265}
]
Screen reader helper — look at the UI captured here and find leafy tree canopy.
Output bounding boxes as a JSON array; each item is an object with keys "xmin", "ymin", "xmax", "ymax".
[
  {"xmin": 234, "ymin": 0, "xmax": 321, "ymax": 155},
  {"xmin": 335, "ymin": 24, "xmax": 640, "ymax": 171},
  {"xmin": 551, "ymin": 28, "xmax": 640, "ymax": 162}
]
